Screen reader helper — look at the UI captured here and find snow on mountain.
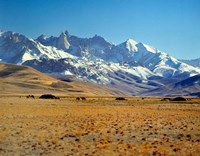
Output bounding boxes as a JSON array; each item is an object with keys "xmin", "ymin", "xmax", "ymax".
[
  {"xmin": 180, "ymin": 58, "xmax": 200, "ymax": 68},
  {"xmin": 36, "ymin": 32, "xmax": 113, "ymax": 59},
  {"xmin": 1, "ymin": 30, "xmax": 200, "ymax": 95},
  {"xmin": 0, "ymin": 31, "xmax": 74, "ymax": 64},
  {"xmin": 23, "ymin": 58, "xmax": 154, "ymax": 85},
  {"xmin": 108, "ymin": 39, "xmax": 200, "ymax": 78},
  {"xmin": 56, "ymin": 32, "xmax": 70, "ymax": 51},
  {"xmin": 123, "ymin": 39, "xmax": 138, "ymax": 52}
]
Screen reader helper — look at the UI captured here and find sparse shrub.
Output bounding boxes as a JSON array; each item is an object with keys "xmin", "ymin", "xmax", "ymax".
[
  {"xmin": 172, "ymin": 97, "xmax": 186, "ymax": 101},
  {"xmin": 26, "ymin": 95, "xmax": 35, "ymax": 99},
  {"xmin": 76, "ymin": 97, "xmax": 86, "ymax": 100},
  {"xmin": 39, "ymin": 94, "xmax": 59, "ymax": 99},
  {"xmin": 80, "ymin": 97, "xmax": 86, "ymax": 100},
  {"xmin": 115, "ymin": 97, "xmax": 126, "ymax": 100},
  {"xmin": 76, "ymin": 97, "xmax": 80, "ymax": 100}
]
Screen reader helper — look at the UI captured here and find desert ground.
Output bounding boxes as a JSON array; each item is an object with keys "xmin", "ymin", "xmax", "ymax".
[{"xmin": 0, "ymin": 95, "xmax": 200, "ymax": 156}]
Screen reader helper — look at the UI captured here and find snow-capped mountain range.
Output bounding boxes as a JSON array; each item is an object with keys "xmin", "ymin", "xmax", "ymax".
[{"xmin": 0, "ymin": 30, "xmax": 200, "ymax": 95}]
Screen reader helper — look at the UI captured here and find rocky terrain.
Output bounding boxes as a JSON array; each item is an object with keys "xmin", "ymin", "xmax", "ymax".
[
  {"xmin": 0, "ymin": 30, "xmax": 200, "ymax": 96},
  {"xmin": 0, "ymin": 96, "xmax": 200, "ymax": 155}
]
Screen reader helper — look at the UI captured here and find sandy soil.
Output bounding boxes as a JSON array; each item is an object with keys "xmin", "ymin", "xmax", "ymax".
[{"xmin": 0, "ymin": 96, "xmax": 200, "ymax": 156}]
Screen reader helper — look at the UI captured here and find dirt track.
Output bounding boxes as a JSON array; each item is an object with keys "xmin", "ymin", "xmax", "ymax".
[{"xmin": 0, "ymin": 97, "xmax": 200, "ymax": 155}]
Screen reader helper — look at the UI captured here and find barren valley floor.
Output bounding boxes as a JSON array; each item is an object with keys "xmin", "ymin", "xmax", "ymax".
[{"xmin": 0, "ymin": 96, "xmax": 200, "ymax": 156}]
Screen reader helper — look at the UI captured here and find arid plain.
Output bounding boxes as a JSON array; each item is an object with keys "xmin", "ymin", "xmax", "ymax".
[{"xmin": 0, "ymin": 96, "xmax": 200, "ymax": 156}]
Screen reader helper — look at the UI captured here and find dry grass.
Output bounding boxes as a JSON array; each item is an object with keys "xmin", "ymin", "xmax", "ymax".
[
  {"xmin": 0, "ymin": 96, "xmax": 200, "ymax": 155},
  {"xmin": 0, "ymin": 62, "xmax": 126, "ymax": 96}
]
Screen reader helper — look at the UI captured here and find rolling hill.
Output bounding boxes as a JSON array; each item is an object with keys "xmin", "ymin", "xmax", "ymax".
[{"xmin": 0, "ymin": 62, "xmax": 125, "ymax": 96}]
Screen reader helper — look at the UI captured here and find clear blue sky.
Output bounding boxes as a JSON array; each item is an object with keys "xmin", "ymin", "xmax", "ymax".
[{"xmin": 0, "ymin": 0, "xmax": 200, "ymax": 59}]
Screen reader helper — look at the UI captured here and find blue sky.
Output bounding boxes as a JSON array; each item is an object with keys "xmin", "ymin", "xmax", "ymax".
[{"xmin": 0, "ymin": 0, "xmax": 199, "ymax": 59}]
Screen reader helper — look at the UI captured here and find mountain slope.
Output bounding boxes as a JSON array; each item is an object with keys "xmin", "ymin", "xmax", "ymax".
[
  {"xmin": 0, "ymin": 31, "xmax": 74, "ymax": 64},
  {"xmin": 180, "ymin": 58, "xmax": 200, "ymax": 68},
  {"xmin": 0, "ymin": 62, "xmax": 125, "ymax": 95},
  {"xmin": 1, "ymin": 30, "xmax": 200, "ymax": 96},
  {"xmin": 113, "ymin": 40, "xmax": 200, "ymax": 78},
  {"xmin": 144, "ymin": 74, "xmax": 200, "ymax": 97},
  {"xmin": 36, "ymin": 31, "xmax": 200, "ymax": 78}
]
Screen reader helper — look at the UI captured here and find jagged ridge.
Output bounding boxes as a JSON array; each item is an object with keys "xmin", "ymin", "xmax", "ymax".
[{"xmin": 0, "ymin": 30, "xmax": 200, "ymax": 96}]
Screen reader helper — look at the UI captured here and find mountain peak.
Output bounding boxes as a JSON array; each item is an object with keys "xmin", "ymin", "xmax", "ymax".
[
  {"xmin": 126, "ymin": 38, "xmax": 138, "ymax": 45},
  {"xmin": 0, "ymin": 31, "xmax": 29, "ymax": 44},
  {"xmin": 60, "ymin": 32, "xmax": 66, "ymax": 37},
  {"xmin": 2, "ymin": 31, "xmax": 15, "ymax": 37},
  {"xmin": 93, "ymin": 34, "xmax": 103, "ymax": 39},
  {"xmin": 91, "ymin": 34, "xmax": 108, "ymax": 43},
  {"xmin": 37, "ymin": 34, "xmax": 48, "ymax": 40},
  {"xmin": 122, "ymin": 39, "xmax": 138, "ymax": 52},
  {"xmin": 64, "ymin": 30, "xmax": 70, "ymax": 37},
  {"xmin": 57, "ymin": 32, "xmax": 70, "ymax": 50},
  {"xmin": 90, "ymin": 34, "xmax": 112, "ymax": 48},
  {"xmin": 1, "ymin": 30, "xmax": 200, "ymax": 96}
]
